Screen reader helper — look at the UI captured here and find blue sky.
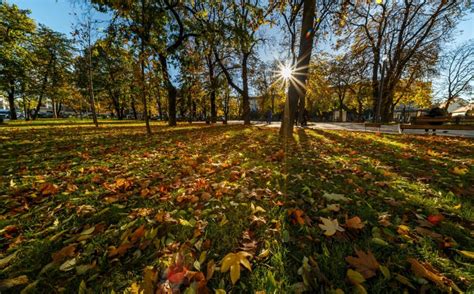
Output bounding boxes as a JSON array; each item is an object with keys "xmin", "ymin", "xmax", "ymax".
[{"xmin": 11, "ymin": 0, "xmax": 474, "ymax": 47}]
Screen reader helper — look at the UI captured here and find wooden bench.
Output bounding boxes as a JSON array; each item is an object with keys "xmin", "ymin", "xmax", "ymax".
[
  {"xmin": 400, "ymin": 116, "xmax": 474, "ymax": 134},
  {"xmin": 364, "ymin": 123, "xmax": 381, "ymax": 131}
]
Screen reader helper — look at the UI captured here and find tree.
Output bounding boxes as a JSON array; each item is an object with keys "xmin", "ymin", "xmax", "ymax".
[
  {"xmin": 438, "ymin": 40, "xmax": 474, "ymax": 110},
  {"xmin": 210, "ymin": 0, "xmax": 276, "ymax": 125},
  {"xmin": 280, "ymin": 0, "xmax": 334, "ymax": 136},
  {"xmin": 30, "ymin": 25, "xmax": 72, "ymax": 120},
  {"xmin": 0, "ymin": 2, "xmax": 35, "ymax": 120},
  {"xmin": 73, "ymin": 4, "xmax": 101, "ymax": 127},
  {"xmin": 344, "ymin": 1, "xmax": 465, "ymax": 122},
  {"xmin": 327, "ymin": 54, "xmax": 356, "ymax": 121}
]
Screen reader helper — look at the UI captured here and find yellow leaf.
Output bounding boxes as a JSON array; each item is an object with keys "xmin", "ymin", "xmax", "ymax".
[
  {"xmin": 379, "ymin": 265, "xmax": 390, "ymax": 279},
  {"xmin": 251, "ymin": 203, "xmax": 266, "ymax": 214},
  {"xmin": 375, "ymin": 0, "xmax": 383, "ymax": 4},
  {"xmin": 347, "ymin": 269, "xmax": 366, "ymax": 285},
  {"xmin": 230, "ymin": 264, "xmax": 240, "ymax": 284},
  {"xmin": 458, "ymin": 250, "xmax": 474, "ymax": 260},
  {"xmin": 220, "ymin": 251, "xmax": 252, "ymax": 284},
  {"xmin": 451, "ymin": 166, "xmax": 468, "ymax": 175},
  {"xmin": 319, "ymin": 217, "xmax": 345, "ymax": 236},
  {"xmin": 215, "ymin": 290, "xmax": 226, "ymax": 294}
]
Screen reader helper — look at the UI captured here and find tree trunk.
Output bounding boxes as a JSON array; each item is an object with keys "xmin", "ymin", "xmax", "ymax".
[
  {"xmin": 159, "ymin": 54, "xmax": 177, "ymax": 126},
  {"xmin": 131, "ymin": 96, "xmax": 137, "ymax": 120},
  {"xmin": 140, "ymin": 41, "xmax": 151, "ymax": 135},
  {"xmin": 242, "ymin": 53, "xmax": 251, "ymax": 125},
  {"xmin": 7, "ymin": 81, "xmax": 17, "ymax": 120},
  {"xmin": 52, "ymin": 97, "xmax": 57, "ymax": 118},
  {"xmin": 157, "ymin": 96, "xmax": 163, "ymax": 120},
  {"xmin": 207, "ymin": 54, "xmax": 217, "ymax": 123},
  {"xmin": 280, "ymin": 0, "xmax": 316, "ymax": 137},
  {"xmin": 87, "ymin": 43, "xmax": 99, "ymax": 127}
]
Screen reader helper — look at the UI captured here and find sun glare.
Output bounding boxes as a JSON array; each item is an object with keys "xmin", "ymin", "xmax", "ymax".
[{"xmin": 280, "ymin": 64, "xmax": 293, "ymax": 80}]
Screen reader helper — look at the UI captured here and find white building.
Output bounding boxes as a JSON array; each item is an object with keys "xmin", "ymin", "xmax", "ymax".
[
  {"xmin": 451, "ymin": 104, "xmax": 473, "ymax": 116},
  {"xmin": 0, "ymin": 95, "xmax": 9, "ymax": 110}
]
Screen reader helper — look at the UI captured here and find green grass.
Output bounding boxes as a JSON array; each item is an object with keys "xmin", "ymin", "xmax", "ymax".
[{"xmin": 0, "ymin": 120, "xmax": 473, "ymax": 293}]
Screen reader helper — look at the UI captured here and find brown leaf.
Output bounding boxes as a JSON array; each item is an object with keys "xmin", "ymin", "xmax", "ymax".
[
  {"xmin": 108, "ymin": 242, "xmax": 133, "ymax": 258},
  {"xmin": 52, "ymin": 244, "xmax": 77, "ymax": 263},
  {"xmin": 39, "ymin": 183, "xmax": 59, "ymax": 196},
  {"xmin": 345, "ymin": 250, "xmax": 380, "ymax": 279}
]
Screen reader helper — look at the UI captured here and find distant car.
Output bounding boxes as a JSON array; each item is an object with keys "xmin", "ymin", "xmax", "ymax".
[
  {"xmin": 37, "ymin": 111, "xmax": 54, "ymax": 118},
  {"xmin": 0, "ymin": 109, "xmax": 10, "ymax": 119}
]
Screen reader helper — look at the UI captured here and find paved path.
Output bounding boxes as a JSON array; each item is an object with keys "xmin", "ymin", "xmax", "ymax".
[{"xmin": 247, "ymin": 121, "xmax": 474, "ymax": 138}]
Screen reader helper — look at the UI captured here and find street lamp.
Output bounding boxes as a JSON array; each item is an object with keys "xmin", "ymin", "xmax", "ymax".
[{"xmin": 376, "ymin": 54, "xmax": 388, "ymax": 123}]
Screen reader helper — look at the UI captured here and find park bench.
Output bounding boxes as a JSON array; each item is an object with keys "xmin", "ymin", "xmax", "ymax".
[
  {"xmin": 399, "ymin": 116, "xmax": 474, "ymax": 134},
  {"xmin": 364, "ymin": 122, "xmax": 381, "ymax": 131}
]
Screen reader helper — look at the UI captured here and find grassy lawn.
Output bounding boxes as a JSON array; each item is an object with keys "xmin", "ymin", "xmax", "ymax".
[{"xmin": 0, "ymin": 120, "xmax": 473, "ymax": 293}]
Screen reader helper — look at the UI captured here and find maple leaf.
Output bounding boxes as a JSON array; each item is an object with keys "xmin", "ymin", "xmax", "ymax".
[
  {"xmin": 288, "ymin": 209, "xmax": 305, "ymax": 225},
  {"xmin": 318, "ymin": 217, "xmax": 345, "ymax": 236},
  {"xmin": 221, "ymin": 251, "xmax": 252, "ymax": 284},
  {"xmin": 345, "ymin": 250, "xmax": 380, "ymax": 279},
  {"xmin": 345, "ymin": 216, "xmax": 365, "ymax": 230}
]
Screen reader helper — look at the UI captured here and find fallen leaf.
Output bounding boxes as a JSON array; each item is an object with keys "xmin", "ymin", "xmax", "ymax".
[
  {"xmin": 319, "ymin": 217, "xmax": 345, "ymax": 236},
  {"xmin": 345, "ymin": 216, "xmax": 365, "ymax": 230},
  {"xmin": 52, "ymin": 244, "xmax": 77, "ymax": 263},
  {"xmin": 407, "ymin": 258, "xmax": 459, "ymax": 290},
  {"xmin": 108, "ymin": 242, "xmax": 133, "ymax": 258},
  {"xmin": 345, "ymin": 250, "xmax": 380, "ymax": 279},
  {"xmin": 0, "ymin": 251, "xmax": 17, "ymax": 269},
  {"xmin": 323, "ymin": 193, "xmax": 349, "ymax": 202},
  {"xmin": 451, "ymin": 166, "xmax": 468, "ymax": 176},
  {"xmin": 427, "ymin": 214, "xmax": 444, "ymax": 225},
  {"xmin": 0, "ymin": 275, "xmax": 29, "ymax": 291},
  {"xmin": 347, "ymin": 268, "xmax": 366, "ymax": 285},
  {"xmin": 59, "ymin": 258, "xmax": 77, "ymax": 271},
  {"xmin": 39, "ymin": 183, "xmax": 59, "ymax": 196},
  {"xmin": 288, "ymin": 209, "xmax": 305, "ymax": 225},
  {"xmin": 221, "ymin": 251, "xmax": 252, "ymax": 284},
  {"xmin": 458, "ymin": 250, "xmax": 474, "ymax": 260}
]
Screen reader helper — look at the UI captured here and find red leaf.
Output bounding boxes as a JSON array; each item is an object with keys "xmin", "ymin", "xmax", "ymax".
[{"xmin": 427, "ymin": 214, "xmax": 444, "ymax": 225}]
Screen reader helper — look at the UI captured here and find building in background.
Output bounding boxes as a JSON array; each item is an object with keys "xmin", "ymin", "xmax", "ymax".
[{"xmin": 0, "ymin": 95, "xmax": 9, "ymax": 110}]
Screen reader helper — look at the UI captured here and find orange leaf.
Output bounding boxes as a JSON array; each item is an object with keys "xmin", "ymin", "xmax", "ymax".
[
  {"xmin": 130, "ymin": 225, "xmax": 145, "ymax": 243},
  {"xmin": 345, "ymin": 216, "xmax": 365, "ymax": 230},
  {"xmin": 288, "ymin": 209, "xmax": 305, "ymax": 225}
]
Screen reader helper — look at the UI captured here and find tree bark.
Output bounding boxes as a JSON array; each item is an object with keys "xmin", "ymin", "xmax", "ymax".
[
  {"xmin": 280, "ymin": 0, "xmax": 316, "ymax": 137},
  {"xmin": 7, "ymin": 81, "xmax": 17, "ymax": 120}
]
